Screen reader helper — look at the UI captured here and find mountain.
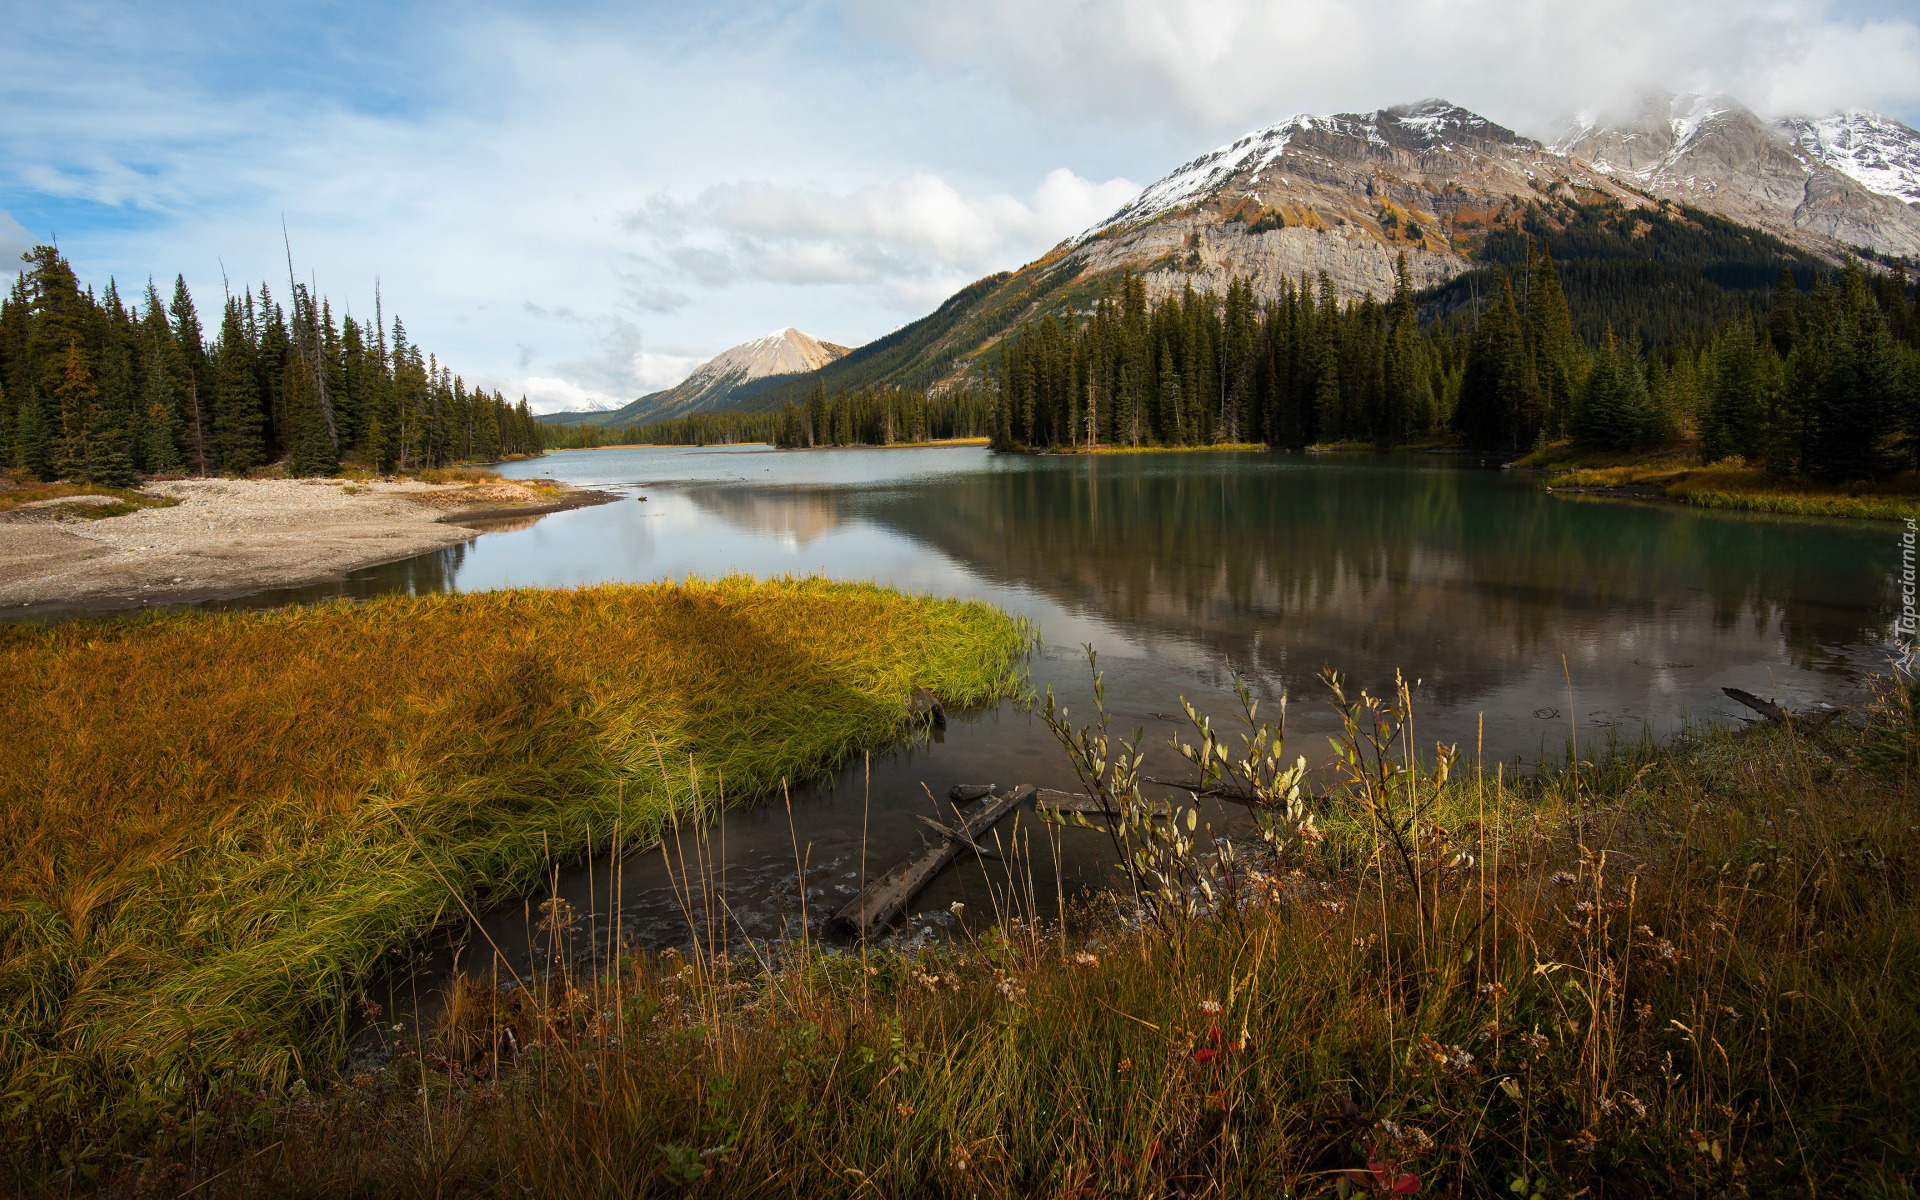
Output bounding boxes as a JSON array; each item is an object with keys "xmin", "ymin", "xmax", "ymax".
[
  {"xmin": 613, "ymin": 95, "xmax": 1918, "ymax": 421},
  {"xmin": 1553, "ymin": 93, "xmax": 1920, "ymax": 260},
  {"xmin": 741, "ymin": 96, "xmax": 1906, "ymax": 409},
  {"xmin": 1776, "ymin": 109, "xmax": 1920, "ymax": 208},
  {"xmin": 541, "ymin": 327, "xmax": 846, "ymax": 426}
]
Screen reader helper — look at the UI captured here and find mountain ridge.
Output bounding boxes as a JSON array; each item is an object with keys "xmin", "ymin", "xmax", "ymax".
[
  {"xmin": 541, "ymin": 327, "xmax": 846, "ymax": 427},
  {"xmin": 569, "ymin": 92, "xmax": 1920, "ymax": 427}
]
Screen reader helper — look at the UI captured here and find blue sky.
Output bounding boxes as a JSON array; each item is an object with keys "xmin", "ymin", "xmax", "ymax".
[{"xmin": 6, "ymin": 0, "xmax": 1919, "ymax": 411}]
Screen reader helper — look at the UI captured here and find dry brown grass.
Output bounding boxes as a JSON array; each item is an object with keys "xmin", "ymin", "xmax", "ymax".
[
  {"xmin": 1524, "ymin": 443, "xmax": 1920, "ymax": 521},
  {"xmin": 63, "ymin": 680, "xmax": 1920, "ymax": 1199},
  {"xmin": 0, "ymin": 579, "xmax": 1027, "ymax": 1168}
]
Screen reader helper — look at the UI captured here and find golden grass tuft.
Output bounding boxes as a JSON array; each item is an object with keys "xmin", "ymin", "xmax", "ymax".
[
  {"xmin": 1524, "ymin": 442, "xmax": 1920, "ymax": 521},
  {"xmin": 0, "ymin": 578, "xmax": 1028, "ymax": 1156}
]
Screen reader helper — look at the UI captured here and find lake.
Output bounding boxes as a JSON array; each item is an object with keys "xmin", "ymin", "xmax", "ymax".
[{"xmin": 199, "ymin": 444, "xmax": 1902, "ymax": 964}]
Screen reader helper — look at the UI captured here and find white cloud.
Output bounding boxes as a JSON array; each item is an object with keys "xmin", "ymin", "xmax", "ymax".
[
  {"xmin": 865, "ymin": 0, "xmax": 1920, "ymax": 138},
  {"xmin": 494, "ymin": 313, "xmax": 714, "ymax": 413},
  {"xmin": 0, "ymin": 209, "xmax": 34, "ymax": 271},
  {"xmin": 12, "ymin": 0, "xmax": 1918, "ymax": 421},
  {"xmin": 627, "ymin": 167, "xmax": 1140, "ymax": 291}
]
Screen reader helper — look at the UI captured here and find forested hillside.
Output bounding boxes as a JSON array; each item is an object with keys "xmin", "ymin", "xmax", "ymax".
[
  {"xmin": 0, "ymin": 247, "xmax": 541, "ymax": 484},
  {"xmin": 987, "ymin": 248, "xmax": 1919, "ymax": 482}
]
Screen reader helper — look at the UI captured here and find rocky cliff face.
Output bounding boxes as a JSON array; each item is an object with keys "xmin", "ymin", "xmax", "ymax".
[
  {"xmin": 1065, "ymin": 100, "xmax": 1652, "ymax": 306},
  {"xmin": 1554, "ymin": 94, "xmax": 1920, "ymax": 260},
  {"xmin": 1055, "ymin": 95, "xmax": 1920, "ymax": 317},
  {"xmin": 1776, "ymin": 109, "xmax": 1920, "ymax": 208}
]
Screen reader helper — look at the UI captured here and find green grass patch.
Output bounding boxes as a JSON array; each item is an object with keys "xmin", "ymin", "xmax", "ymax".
[{"xmin": 0, "ymin": 578, "xmax": 1028, "ymax": 1156}]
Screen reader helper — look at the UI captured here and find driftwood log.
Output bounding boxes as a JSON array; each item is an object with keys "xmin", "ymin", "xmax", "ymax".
[
  {"xmin": 948, "ymin": 783, "xmax": 999, "ymax": 803},
  {"xmin": 1141, "ymin": 775, "xmax": 1264, "ymax": 804},
  {"xmin": 914, "ymin": 813, "xmax": 1002, "ymax": 859},
  {"xmin": 833, "ymin": 784, "xmax": 1033, "ymax": 936},
  {"xmin": 909, "ymin": 687, "xmax": 947, "ymax": 726},
  {"xmin": 1723, "ymin": 687, "xmax": 1791, "ymax": 724},
  {"xmin": 1033, "ymin": 787, "xmax": 1124, "ymax": 817}
]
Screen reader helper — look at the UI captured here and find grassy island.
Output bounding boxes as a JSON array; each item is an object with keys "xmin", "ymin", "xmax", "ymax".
[
  {"xmin": 1522, "ymin": 443, "xmax": 1920, "ymax": 521},
  {"xmin": 0, "ymin": 579, "xmax": 1028, "ymax": 1166}
]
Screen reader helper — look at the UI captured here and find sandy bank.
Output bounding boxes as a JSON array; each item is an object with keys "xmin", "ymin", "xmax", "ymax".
[{"xmin": 0, "ymin": 476, "xmax": 614, "ymax": 615}]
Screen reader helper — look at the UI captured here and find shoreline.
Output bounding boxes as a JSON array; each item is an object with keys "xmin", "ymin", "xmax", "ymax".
[
  {"xmin": 0, "ymin": 476, "xmax": 617, "ymax": 617},
  {"xmin": 1519, "ymin": 443, "xmax": 1920, "ymax": 521}
]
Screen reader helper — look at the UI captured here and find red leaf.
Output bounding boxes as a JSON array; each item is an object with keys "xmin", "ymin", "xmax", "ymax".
[
  {"xmin": 1192, "ymin": 1047, "xmax": 1219, "ymax": 1063},
  {"xmin": 1391, "ymin": 1173, "xmax": 1422, "ymax": 1195}
]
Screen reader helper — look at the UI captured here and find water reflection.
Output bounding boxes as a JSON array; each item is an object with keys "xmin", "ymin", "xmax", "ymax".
[{"xmin": 676, "ymin": 453, "xmax": 1888, "ymax": 737}]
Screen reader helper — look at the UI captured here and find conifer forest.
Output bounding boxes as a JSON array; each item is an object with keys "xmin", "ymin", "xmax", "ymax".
[
  {"xmin": 988, "ymin": 250, "xmax": 1920, "ymax": 482},
  {"xmin": 0, "ymin": 247, "xmax": 542, "ymax": 485}
]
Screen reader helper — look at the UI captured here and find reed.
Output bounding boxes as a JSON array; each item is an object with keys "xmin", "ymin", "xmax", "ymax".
[
  {"xmin": 0, "ymin": 577, "xmax": 1028, "ymax": 1164},
  {"xmin": 74, "ymin": 667, "xmax": 1920, "ymax": 1198}
]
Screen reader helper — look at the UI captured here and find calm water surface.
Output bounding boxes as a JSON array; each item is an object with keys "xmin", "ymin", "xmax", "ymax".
[{"xmin": 136, "ymin": 446, "xmax": 1919, "ymax": 966}]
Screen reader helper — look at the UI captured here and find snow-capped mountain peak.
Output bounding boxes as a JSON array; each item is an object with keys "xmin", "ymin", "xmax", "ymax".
[
  {"xmin": 1074, "ymin": 100, "xmax": 1523, "ymax": 243},
  {"xmin": 1776, "ymin": 109, "xmax": 1920, "ymax": 207}
]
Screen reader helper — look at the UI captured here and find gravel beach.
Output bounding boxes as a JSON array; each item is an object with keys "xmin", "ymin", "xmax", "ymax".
[{"xmin": 0, "ymin": 476, "xmax": 612, "ymax": 614}]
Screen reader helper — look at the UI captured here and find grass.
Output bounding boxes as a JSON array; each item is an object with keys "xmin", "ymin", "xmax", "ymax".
[
  {"xmin": 49, "ymin": 671, "xmax": 1920, "ymax": 1197},
  {"xmin": 0, "ymin": 579, "xmax": 1028, "ymax": 1168},
  {"xmin": 1522, "ymin": 442, "xmax": 1920, "ymax": 521},
  {"xmin": 0, "ymin": 479, "xmax": 180, "ymax": 517}
]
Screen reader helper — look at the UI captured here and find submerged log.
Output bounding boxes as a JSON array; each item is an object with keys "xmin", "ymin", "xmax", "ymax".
[
  {"xmin": 1033, "ymin": 787, "xmax": 1122, "ymax": 816},
  {"xmin": 1723, "ymin": 687, "xmax": 1791, "ymax": 724},
  {"xmin": 909, "ymin": 686, "xmax": 947, "ymax": 726},
  {"xmin": 915, "ymin": 813, "xmax": 1003, "ymax": 859},
  {"xmin": 833, "ymin": 784, "xmax": 1034, "ymax": 936},
  {"xmin": 1141, "ymin": 775, "xmax": 1264, "ymax": 804}
]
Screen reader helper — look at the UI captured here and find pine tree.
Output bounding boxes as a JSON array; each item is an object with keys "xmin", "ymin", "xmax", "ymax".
[
  {"xmin": 1701, "ymin": 323, "xmax": 1763, "ymax": 462},
  {"xmin": 1525, "ymin": 244, "xmax": 1583, "ymax": 438},
  {"xmin": 17, "ymin": 385, "xmax": 54, "ymax": 480},
  {"xmin": 1572, "ymin": 331, "xmax": 1652, "ymax": 450},
  {"xmin": 141, "ymin": 357, "xmax": 185, "ymax": 475},
  {"xmin": 213, "ymin": 297, "xmax": 266, "ymax": 473},
  {"xmin": 169, "ymin": 276, "xmax": 210, "ymax": 475},
  {"xmin": 284, "ymin": 346, "xmax": 339, "ymax": 476},
  {"xmin": 53, "ymin": 344, "xmax": 95, "ymax": 479}
]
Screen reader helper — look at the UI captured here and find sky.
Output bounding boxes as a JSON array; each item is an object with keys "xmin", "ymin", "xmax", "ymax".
[{"xmin": 5, "ymin": 1, "xmax": 1919, "ymax": 413}]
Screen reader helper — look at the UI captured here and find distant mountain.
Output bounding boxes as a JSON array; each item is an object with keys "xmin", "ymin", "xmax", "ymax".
[
  {"xmin": 1776, "ymin": 108, "xmax": 1920, "ymax": 208},
  {"xmin": 541, "ymin": 327, "xmax": 846, "ymax": 426},
  {"xmin": 628, "ymin": 95, "xmax": 1920, "ymax": 420},
  {"xmin": 1554, "ymin": 93, "xmax": 1920, "ymax": 260}
]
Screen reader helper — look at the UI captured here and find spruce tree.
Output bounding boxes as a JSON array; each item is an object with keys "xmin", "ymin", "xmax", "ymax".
[
  {"xmin": 1525, "ymin": 244, "xmax": 1582, "ymax": 438},
  {"xmin": 53, "ymin": 344, "xmax": 95, "ymax": 479},
  {"xmin": 213, "ymin": 298, "xmax": 266, "ymax": 473},
  {"xmin": 18, "ymin": 385, "xmax": 54, "ymax": 480},
  {"xmin": 284, "ymin": 346, "xmax": 339, "ymax": 476},
  {"xmin": 1701, "ymin": 324, "xmax": 1762, "ymax": 462},
  {"xmin": 169, "ymin": 276, "xmax": 210, "ymax": 475},
  {"xmin": 141, "ymin": 359, "xmax": 185, "ymax": 475}
]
